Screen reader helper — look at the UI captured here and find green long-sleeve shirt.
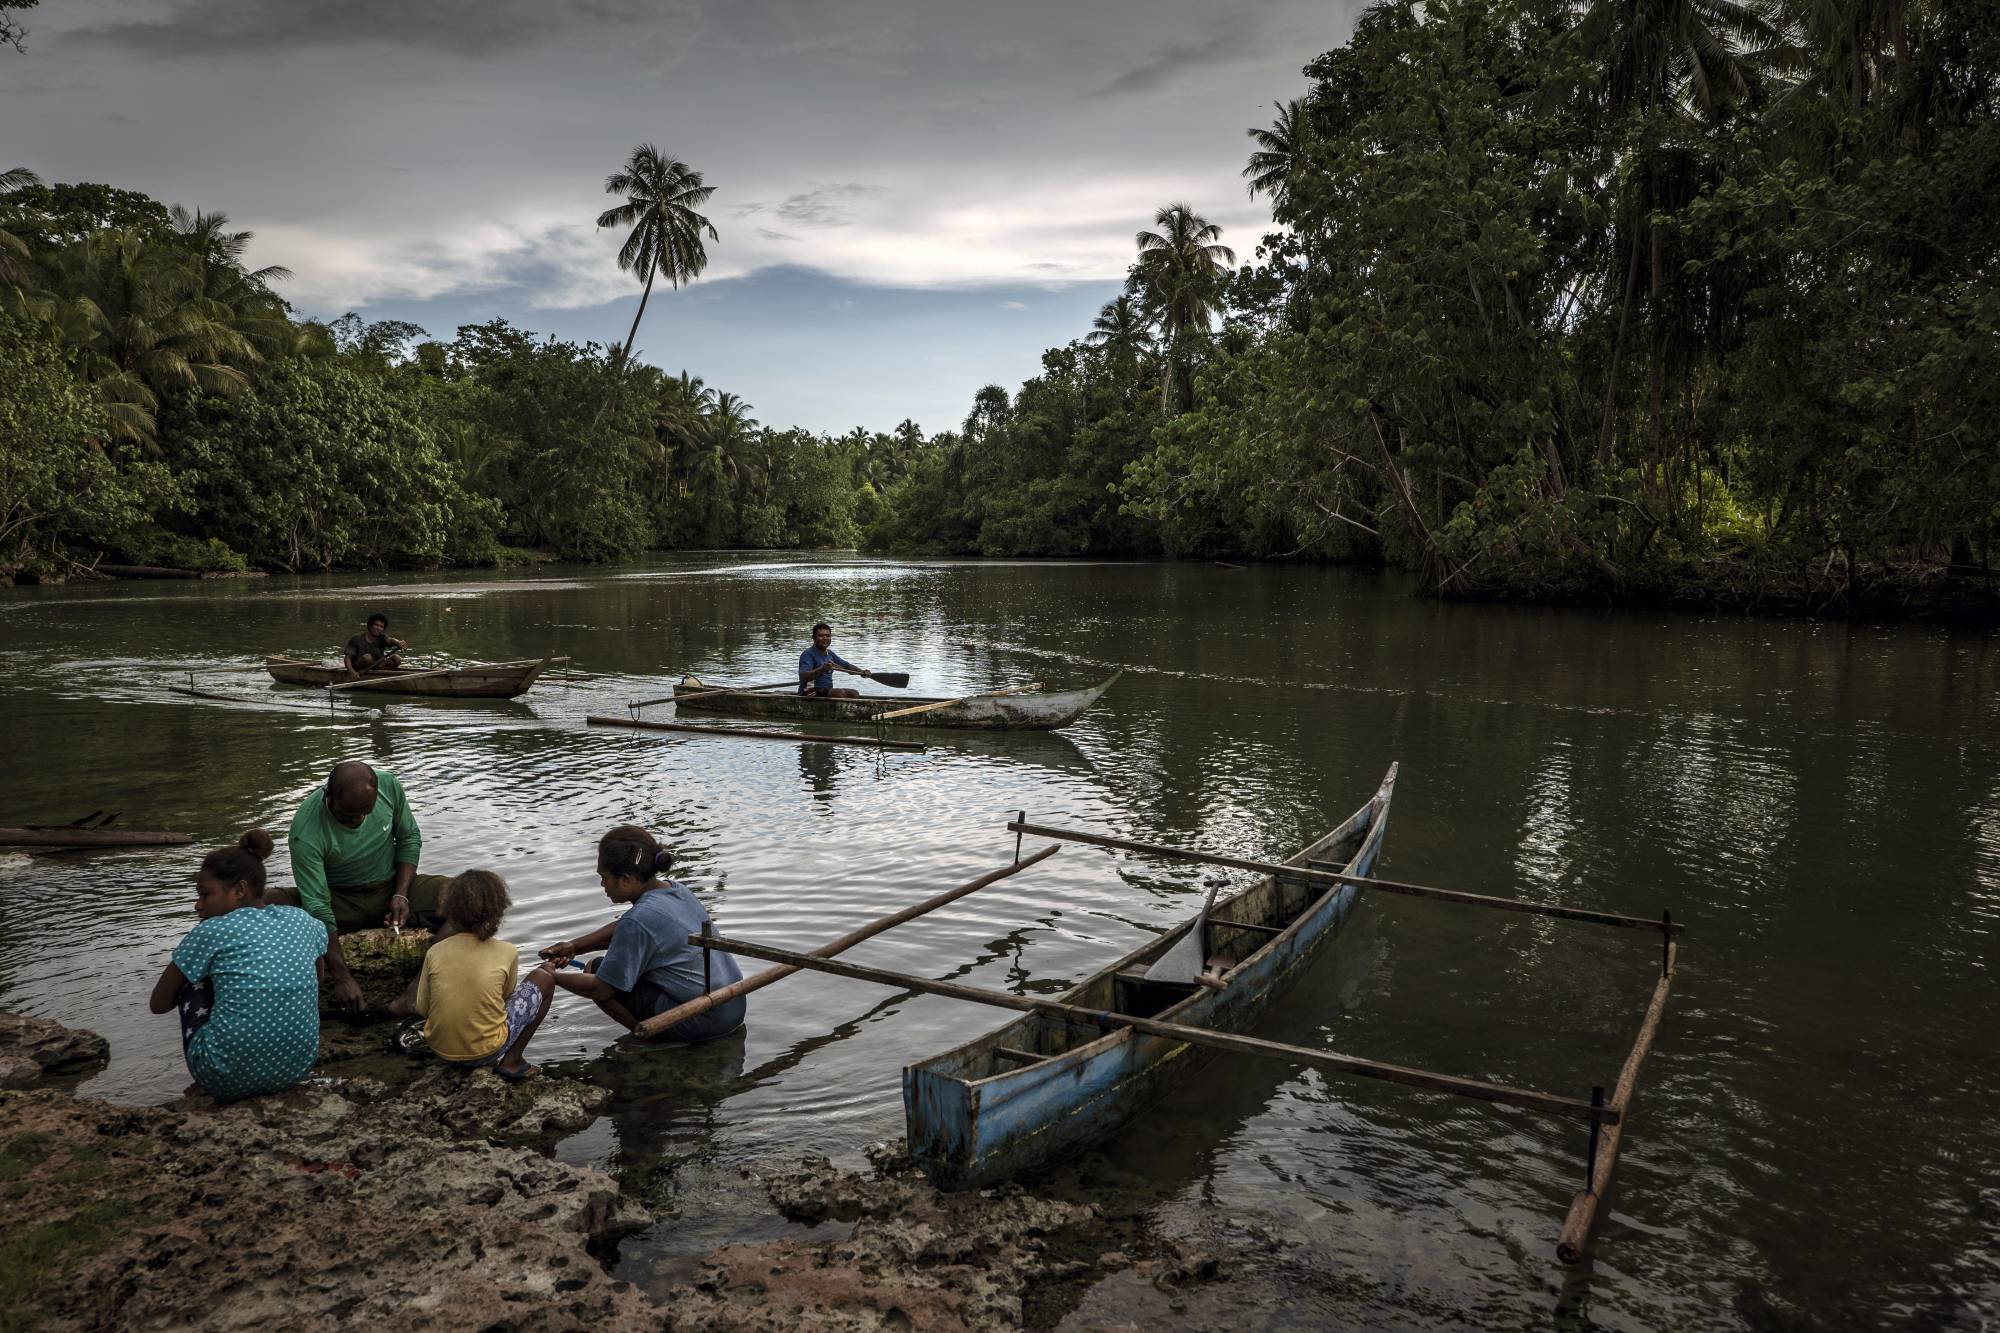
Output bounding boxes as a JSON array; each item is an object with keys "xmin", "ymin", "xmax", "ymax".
[{"xmin": 286, "ymin": 770, "xmax": 423, "ymax": 935}]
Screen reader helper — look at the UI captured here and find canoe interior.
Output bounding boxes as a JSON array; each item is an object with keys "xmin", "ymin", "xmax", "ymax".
[
  {"xmin": 903, "ymin": 764, "xmax": 1397, "ymax": 1187},
  {"xmin": 671, "ymin": 674, "xmax": 1116, "ymax": 731},
  {"xmin": 263, "ymin": 657, "xmax": 550, "ymax": 698},
  {"xmin": 938, "ymin": 809, "xmax": 1374, "ymax": 1081}
]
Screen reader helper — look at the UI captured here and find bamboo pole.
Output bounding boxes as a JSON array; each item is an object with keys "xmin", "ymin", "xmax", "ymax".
[
  {"xmin": 1006, "ymin": 819, "xmax": 1684, "ymax": 936},
  {"xmin": 1556, "ymin": 940, "xmax": 1677, "ymax": 1263},
  {"xmin": 692, "ymin": 931, "xmax": 1619, "ymax": 1126},
  {"xmin": 628, "ymin": 679, "xmax": 799, "ymax": 709},
  {"xmin": 873, "ymin": 682, "xmax": 1041, "ymax": 723},
  {"xmin": 586, "ymin": 715, "xmax": 925, "ymax": 752},
  {"xmin": 326, "ymin": 664, "xmax": 466, "ymax": 692},
  {"xmin": 166, "ymin": 685, "xmax": 246, "ymax": 703},
  {"xmin": 633, "ymin": 845, "xmax": 1061, "ymax": 1038},
  {"xmin": 1, "ymin": 828, "xmax": 193, "ymax": 848}
]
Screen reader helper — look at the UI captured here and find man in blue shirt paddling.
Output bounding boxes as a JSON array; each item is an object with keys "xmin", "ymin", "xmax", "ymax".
[{"xmin": 798, "ymin": 622, "xmax": 873, "ymax": 697}]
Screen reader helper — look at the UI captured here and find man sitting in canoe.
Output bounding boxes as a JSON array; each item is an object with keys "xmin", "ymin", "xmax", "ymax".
[
  {"xmin": 268, "ymin": 760, "xmax": 447, "ymax": 1010},
  {"xmin": 799, "ymin": 622, "xmax": 874, "ymax": 698},
  {"xmin": 344, "ymin": 612, "xmax": 406, "ymax": 677}
]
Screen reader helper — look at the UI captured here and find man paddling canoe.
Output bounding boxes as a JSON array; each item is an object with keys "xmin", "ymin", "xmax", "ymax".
[
  {"xmin": 799, "ymin": 621, "xmax": 874, "ymax": 699},
  {"xmin": 344, "ymin": 612, "xmax": 406, "ymax": 677},
  {"xmin": 268, "ymin": 760, "xmax": 446, "ymax": 1010}
]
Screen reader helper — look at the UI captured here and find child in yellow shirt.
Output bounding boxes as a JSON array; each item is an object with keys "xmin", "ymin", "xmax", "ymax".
[{"xmin": 404, "ymin": 870, "xmax": 554, "ymax": 1082}]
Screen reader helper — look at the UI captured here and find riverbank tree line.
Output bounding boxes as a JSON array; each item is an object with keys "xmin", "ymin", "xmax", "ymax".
[
  {"xmin": 879, "ymin": 0, "xmax": 1998, "ymax": 614},
  {"xmin": 3, "ymin": 0, "xmax": 1995, "ymax": 615}
]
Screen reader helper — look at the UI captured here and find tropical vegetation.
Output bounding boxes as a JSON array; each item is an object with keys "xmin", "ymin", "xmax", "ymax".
[{"xmin": 3, "ymin": 0, "xmax": 1995, "ymax": 618}]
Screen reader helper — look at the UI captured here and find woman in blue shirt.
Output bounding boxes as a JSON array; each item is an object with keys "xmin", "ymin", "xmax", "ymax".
[
  {"xmin": 148, "ymin": 830, "xmax": 327, "ymax": 1101},
  {"xmin": 541, "ymin": 826, "xmax": 746, "ymax": 1043}
]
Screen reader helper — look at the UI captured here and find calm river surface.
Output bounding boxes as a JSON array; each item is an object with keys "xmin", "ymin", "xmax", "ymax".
[{"xmin": 2, "ymin": 555, "xmax": 1995, "ymax": 1329}]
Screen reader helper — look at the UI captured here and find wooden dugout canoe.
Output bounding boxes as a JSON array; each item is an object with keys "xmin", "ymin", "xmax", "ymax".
[
  {"xmin": 670, "ymin": 673, "xmax": 1120, "ymax": 731},
  {"xmin": 902, "ymin": 763, "xmax": 1398, "ymax": 1189},
  {"xmin": 263, "ymin": 655, "xmax": 552, "ymax": 698}
]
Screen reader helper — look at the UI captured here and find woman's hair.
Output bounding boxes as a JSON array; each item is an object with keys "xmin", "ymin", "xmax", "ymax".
[
  {"xmin": 199, "ymin": 829, "xmax": 275, "ymax": 895},
  {"xmin": 597, "ymin": 825, "xmax": 676, "ymax": 881},
  {"xmin": 440, "ymin": 870, "xmax": 510, "ymax": 940}
]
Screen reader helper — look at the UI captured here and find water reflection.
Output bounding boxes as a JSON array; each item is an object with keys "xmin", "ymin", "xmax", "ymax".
[{"xmin": 2, "ymin": 555, "xmax": 1997, "ymax": 1330}]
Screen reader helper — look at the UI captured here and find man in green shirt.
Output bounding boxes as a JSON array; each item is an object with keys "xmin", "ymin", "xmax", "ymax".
[{"xmin": 271, "ymin": 761, "xmax": 448, "ymax": 1010}]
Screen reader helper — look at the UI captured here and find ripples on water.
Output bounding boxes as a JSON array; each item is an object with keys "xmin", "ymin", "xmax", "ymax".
[{"xmin": 2, "ymin": 556, "xmax": 1995, "ymax": 1329}]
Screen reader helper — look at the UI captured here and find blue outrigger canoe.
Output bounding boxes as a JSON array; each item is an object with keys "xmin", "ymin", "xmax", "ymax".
[{"xmin": 903, "ymin": 763, "xmax": 1399, "ymax": 1189}]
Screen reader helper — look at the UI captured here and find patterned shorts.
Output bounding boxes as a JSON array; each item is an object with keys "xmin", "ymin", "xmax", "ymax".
[{"xmin": 442, "ymin": 977, "xmax": 548, "ymax": 1068}]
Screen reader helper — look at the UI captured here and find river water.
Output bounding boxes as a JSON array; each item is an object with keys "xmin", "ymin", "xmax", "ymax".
[{"xmin": 1, "ymin": 555, "xmax": 1994, "ymax": 1329}]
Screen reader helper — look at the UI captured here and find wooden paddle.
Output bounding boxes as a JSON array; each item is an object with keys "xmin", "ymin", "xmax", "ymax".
[{"xmin": 872, "ymin": 681, "xmax": 1041, "ymax": 722}]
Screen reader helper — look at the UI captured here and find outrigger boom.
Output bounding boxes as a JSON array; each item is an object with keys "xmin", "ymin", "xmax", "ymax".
[{"xmin": 654, "ymin": 795, "xmax": 1678, "ymax": 1264}]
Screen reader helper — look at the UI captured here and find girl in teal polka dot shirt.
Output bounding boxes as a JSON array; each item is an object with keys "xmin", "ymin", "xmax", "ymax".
[{"xmin": 148, "ymin": 829, "xmax": 328, "ymax": 1102}]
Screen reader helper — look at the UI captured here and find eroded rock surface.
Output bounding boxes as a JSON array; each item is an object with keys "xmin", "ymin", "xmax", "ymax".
[
  {"xmin": 219, "ymin": 1064, "xmax": 610, "ymax": 1145},
  {"xmin": 0, "ymin": 1011, "xmax": 110, "ymax": 1083},
  {"xmin": 0, "ymin": 1089, "xmax": 654, "ymax": 1330},
  {"xmin": 326, "ymin": 926, "xmax": 430, "ymax": 1016},
  {"xmin": 662, "ymin": 1144, "xmax": 1227, "ymax": 1332}
]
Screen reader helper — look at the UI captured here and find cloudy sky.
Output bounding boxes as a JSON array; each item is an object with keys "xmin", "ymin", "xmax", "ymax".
[{"xmin": 5, "ymin": 0, "xmax": 1359, "ymax": 433}]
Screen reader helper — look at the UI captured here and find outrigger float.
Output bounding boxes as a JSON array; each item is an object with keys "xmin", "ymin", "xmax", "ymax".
[{"xmin": 647, "ymin": 764, "xmax": 1680, "ymax": 1264}]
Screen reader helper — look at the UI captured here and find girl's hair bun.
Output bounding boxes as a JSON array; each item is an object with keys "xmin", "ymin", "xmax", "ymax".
[
  {"xmin": 597, "ymin": 824, "xmax": 670, "ymax": 881},
  {"xmin": 239, "ymin": 828, "xmax": 275, "ymax": 861}
]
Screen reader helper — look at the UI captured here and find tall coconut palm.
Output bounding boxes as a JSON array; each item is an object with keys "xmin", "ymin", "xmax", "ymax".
[
  {"xmin": 1130, "ymin": 204, "xmax": 1235, "ymax": 416},
  {"xmin": 593, "ymin": 145, "xmax": 717, "ymax": 430},
  {"xmin": 1084, "ymin": 293, "xmax": 1154, "ymax": 386},
  {"xmin": 1571, "ymin": 0, "xmax": 1776, "ymax": 120},
  {"xmin": 1242, "ymin": 97, "xmax": 1312, "ymax": 209},
  {"xmin": 169, "ymin": 205, "xmax": 293, "ymax": 358}
]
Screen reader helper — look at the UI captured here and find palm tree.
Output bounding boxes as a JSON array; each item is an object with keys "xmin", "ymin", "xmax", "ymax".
[
  {"xmin": 1130, "ymin": 204, "xmax": 1235, "ymax": 415},
  {"xmin": 1571, "ymin": 0, "xmax": 1775, "ymax": 121},
  {"xmin": 1570, "ymin": 0, "xmax": 1774, "ymax": 465},
  {"xmin": 1084, "ymin": 293, "xmax": 1154, "ymax": 386},
  {"xmin": 1243, "ymin": 98, "xmax": 1312, "ymax": 209},
  {"xmin": 0, "ymin": 166, "xmax": 41, "ymax": 299},
  {"xmin": 169, "ymin": 206, "xmax": 293, "ymax": 360},
  {"xmin": 593, "ymin": 145, "xmax": 717, "ymax": 430},
  {"xmin": 40, "ymin": 228, "xmax": 264, "ymax": 443}
]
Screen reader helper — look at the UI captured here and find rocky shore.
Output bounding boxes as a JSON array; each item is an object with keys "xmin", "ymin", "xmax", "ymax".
[{"xmin": 0, "ymin": 994, "xmax": 1231, "ymax": 1331}]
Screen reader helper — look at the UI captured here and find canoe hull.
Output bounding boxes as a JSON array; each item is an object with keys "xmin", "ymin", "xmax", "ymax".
[
  {"xmin": 903, "ymin": 764, "xmax": 1398, "ymax": 1189},
  {"xmin": 264, "ymin": 657, "xmax": 550, "ymax": 698},
  {"xmin": 672, "ymin": 673, "xmax": 1118, "ymax": 731}
]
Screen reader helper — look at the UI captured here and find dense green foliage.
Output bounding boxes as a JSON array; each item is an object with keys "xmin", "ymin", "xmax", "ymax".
[
  {"xmin": 876, "ymin": 0, "xmax": 2000, "ymax": 612},
  {"xmin": 3, "ymin": 0, "xmax": 1994, "ymax": 615},
  {"xmin": 0, "ymin": 169, "xmax": 899, "ymax": 576}
]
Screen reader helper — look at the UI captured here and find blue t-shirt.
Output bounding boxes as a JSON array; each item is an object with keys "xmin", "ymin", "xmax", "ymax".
[
  {"xmin": 597, "ymin": 883, "xmax": 744, "ymax": 1003},
  {"xmin": 171, "ymin": 904, "xmax": 326, "ymax": 1102},
  {"xmin": 798, "ymin": 646, "xmax": 855, "ymax": 696}
]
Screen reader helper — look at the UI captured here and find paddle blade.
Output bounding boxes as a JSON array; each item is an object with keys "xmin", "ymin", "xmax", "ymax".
[{"xmin": 872, "ymin": 672, "xmax": 910, "ymax": 689}]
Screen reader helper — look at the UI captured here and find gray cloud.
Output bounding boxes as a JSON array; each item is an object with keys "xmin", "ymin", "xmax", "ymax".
[
  {"xmin": 739, "ymin": 183, "xmax": 885, "ymax": 229},
  {"xmin": 1085, "ymin": 25, "xmax": 1261, "ymax": 99},
  {"xmin": 65, "ymin": 0, "xmax": 684, "ymax": 57}
]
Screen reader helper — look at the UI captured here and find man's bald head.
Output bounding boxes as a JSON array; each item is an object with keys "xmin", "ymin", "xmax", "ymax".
[{"xmin": 325, "ymin": 761, "xmax": 378, "ymax": 826}]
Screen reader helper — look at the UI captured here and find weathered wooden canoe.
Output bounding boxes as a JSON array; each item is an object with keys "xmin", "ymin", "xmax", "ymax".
[
  {"xmin": 903, "ymin": 763, "xmax": 1398, "ymax": 1189},
  {"xmin": 671, "ymin": 673, "xmax": 1120, "ymax": 731},
  {"xmin": 264, "ymin": 655, "xmax": 551, "ymax": 698}
]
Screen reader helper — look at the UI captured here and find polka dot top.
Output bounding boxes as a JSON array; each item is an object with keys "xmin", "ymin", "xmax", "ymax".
[{"xmin": 172, "ymin": 904, "xmax": 327, "ymax": 1101}]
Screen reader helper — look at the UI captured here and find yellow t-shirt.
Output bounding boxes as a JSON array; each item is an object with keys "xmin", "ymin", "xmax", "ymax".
[{"xmin": 414, "ymin": 933, "xmax": 519, "ymax": 1061}]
